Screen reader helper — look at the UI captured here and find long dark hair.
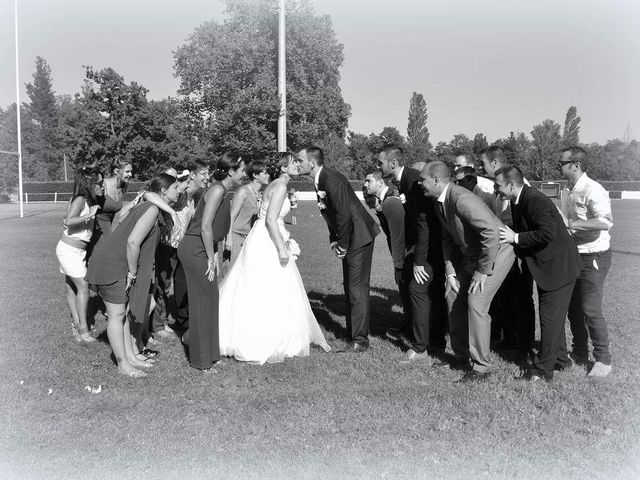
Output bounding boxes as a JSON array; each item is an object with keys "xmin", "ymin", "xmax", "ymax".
[
  {"xmin": 71, "ymin": 165, "xmax": 103, "ymax": 207},
  {"xmin": 212, "ymin": 152, "xmax": 243, "ymax": 181}
]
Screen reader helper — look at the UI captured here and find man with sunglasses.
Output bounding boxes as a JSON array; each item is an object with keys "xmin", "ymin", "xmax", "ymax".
[{"xmin": 558, "ymin": 147, "xmax": 614, "ymax": 377}]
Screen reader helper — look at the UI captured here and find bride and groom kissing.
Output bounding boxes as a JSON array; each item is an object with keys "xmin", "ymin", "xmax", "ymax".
[{"xmin": 217, "ymin": 147, "xmax": 379, "ymax": 366}]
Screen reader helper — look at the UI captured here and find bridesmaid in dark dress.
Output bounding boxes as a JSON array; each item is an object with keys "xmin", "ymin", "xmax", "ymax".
[
  {"xmin": 178, "ymin": 153, "xmax": 246, "ymax": 370},
  {"xmin": 86, "ymin": 173, "xmax": 180, "ymax": 378}
]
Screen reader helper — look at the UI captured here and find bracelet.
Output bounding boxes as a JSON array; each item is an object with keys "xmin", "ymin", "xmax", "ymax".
[{"xmin": 127, "ymin": 272, "xmax": 137, "ymax": 280}]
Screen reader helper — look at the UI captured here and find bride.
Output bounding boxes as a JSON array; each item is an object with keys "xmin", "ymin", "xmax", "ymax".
[{"xmin": 218, "ymin": 152, "xmax": 331, "ymax": 364}]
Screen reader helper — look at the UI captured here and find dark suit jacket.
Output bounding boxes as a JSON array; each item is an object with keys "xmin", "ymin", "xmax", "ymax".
[
  {"xmin": 377, "ymin": 189, "xmax": 405, "ymax": 270},
  {"xmin": 438, "ymin": 183, "xmax": 503, "ymax": 276},
  {"xmin": 317, "ymin": 167, "xmax": 380, "ymax": 251},
  {"xmin": 398, "ymin": 166, "xmax": 442, "ymax": 267},
  {"xmin": 511, "ymin": 186, "xmax": 581, "ymax": 291}
]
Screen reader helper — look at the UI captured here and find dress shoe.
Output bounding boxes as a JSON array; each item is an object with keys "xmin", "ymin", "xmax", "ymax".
[
  {"xmin": 337, "ymin": 342, "xmax": 369, "ymax": 354},
  {"xmin": 569, "ymin": 352, "xmax": 591, "ymax": 367},
  {"xmin": 434, "ymin": 357, "xmax": 469, "ymax": 370},
  {"xmin": 400, "ymin": 349, "xmax": 431, "ymax": 364},
  {"xmin": 456, "ymin": 370, "xmax": 489, "ymax": 383},
  {"xmin": 516, "ymin": 369, "xmax": 552, "ymax": 382}
]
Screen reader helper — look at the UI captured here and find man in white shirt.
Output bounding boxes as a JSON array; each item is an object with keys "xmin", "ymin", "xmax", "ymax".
[
  {"xmin": 559, "ymin": 147, "xmax": 614, "ymax": 377},
  {"xmin": 454, "ymin": 153, "xmax": 494, "ymax": 199}
]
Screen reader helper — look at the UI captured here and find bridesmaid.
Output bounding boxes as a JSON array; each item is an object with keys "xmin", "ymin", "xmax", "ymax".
[
  {"xmin": 226, "ymin": 160, "xmax": 269, "ymax": 265},
  {"xmin": 86, "ymin": 173, "xmax": 180, "ymax": 377},
  {"xmin": 178, "ymin": 153, "xmax": 246, "ymax": 370}
]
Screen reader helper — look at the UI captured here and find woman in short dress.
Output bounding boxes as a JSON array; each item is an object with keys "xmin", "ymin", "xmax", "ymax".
[
  {"xmin": 86, "ymin": 173, "xmax": 180, "ymax": 377},
  {"xmin": 55, "ymin": 166, "xmax": 105, "ymax": 343},
  {"xmin": 178, "ymin": 153, "xmax": 246, "ymax": 370}
]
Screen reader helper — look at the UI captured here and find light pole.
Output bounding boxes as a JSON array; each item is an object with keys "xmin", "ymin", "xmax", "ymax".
[
  {"xmin": 14, "ymin": 0, "xmax": 24, "ymax": 218},
  {"xmin": 277, "ymin": 0, "xmax": 286, "ymax": 152}
]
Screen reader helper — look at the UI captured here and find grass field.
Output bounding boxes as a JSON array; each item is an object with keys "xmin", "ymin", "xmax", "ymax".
[{"xmin": 0, "ymin": 201, "xmax": 639, "ymax": 480}]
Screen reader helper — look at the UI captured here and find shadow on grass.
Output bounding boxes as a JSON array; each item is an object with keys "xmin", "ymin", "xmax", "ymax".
[{"xmin": 307, "ymin": 287, "xmax": 408, "ymax": 350}]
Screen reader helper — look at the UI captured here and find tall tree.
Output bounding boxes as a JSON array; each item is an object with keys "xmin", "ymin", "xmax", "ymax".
[
  {"xmin": 563, "ymin": 106, "xmax": 581, "ymax": 147},
  {"xmin": 174, "ymin": 0, "xmax": 350, "ymax": 162},
  {"xmin": 472, "ymin": 133, "xmax": 489, "ymax": 155},
  {"xmin": 406, "ymin": 92, "xmax": 431, "ymax": 164},
  {"xmin": 24, "ymin": 57, "xmax": 62, "ymax": 180},
  {"xmin": 530, "ymin": 119, "xmax": 562, "ymax": 180}
]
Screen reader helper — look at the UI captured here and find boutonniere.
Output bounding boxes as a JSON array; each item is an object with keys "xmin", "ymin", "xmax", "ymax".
[
  {"xmin": 317, "ymin": 190, "xmax": 327, "ymax": 210},
  {"xmin": 399, "ymin": 194, "xmax": 406, "ymax": 204}
]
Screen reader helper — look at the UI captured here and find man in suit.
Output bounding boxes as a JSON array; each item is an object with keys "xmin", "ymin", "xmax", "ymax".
[
  {"xmin": 496, "ymin": 165, "xmax": 581, "ymax": 381},
  {"xmin": 296, "ymin": 147, "xmax": 380, "ymax": 352},
  {"xmin": 481, "ymin": 146, "xmax": 536, "ymax": 359},
  {"xmin": 420, "ymin": 161, "xmax": 515, "ymax": 381},
  {"xmin": 378, "ymin": 146, "xmax": 448, "ymax": 357},
  {"xmin": 363, "ymin": 171, "xmax": 432, "ymax": 363}
]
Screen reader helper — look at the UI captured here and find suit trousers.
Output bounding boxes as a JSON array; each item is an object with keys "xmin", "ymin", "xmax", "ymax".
[
  {"xmin": 531, "ymin": 280, "xmax": 575, "ymax": 377},
  {"xmin": 446, "ymin": 243, "xmax": 515, "ymax": 373},
  {"xmin": 342, "ymin": 241, "xmax": 375, "ymax": 345},
  {"xmin": 152, "ymin": 243, "xmax": 178, "ymax": 333},
  {"xmin": 427, "ymin": 259, "xmax": 448, "ymax": 353},
  {"xmin": 177, "ymin": 235, "xmax": 220, "ymax": 369},
  {"xmin": 568, "ymin": 250, "xmax": 612, "ymax": 364},
  {"xmin": 397, "ymin": 253, "xmax": 431, "ymax": 353}
]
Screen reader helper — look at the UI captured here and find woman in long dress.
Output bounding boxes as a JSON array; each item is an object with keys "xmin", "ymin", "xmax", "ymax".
[{"xmin": 219, "ymin": 153, "xmax": 331, "ymax": 364}]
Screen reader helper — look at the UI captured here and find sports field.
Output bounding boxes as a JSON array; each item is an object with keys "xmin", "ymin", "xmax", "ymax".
[{"xmin": 0, "ymin": 201, "xmax": 638, "ymax": 480}]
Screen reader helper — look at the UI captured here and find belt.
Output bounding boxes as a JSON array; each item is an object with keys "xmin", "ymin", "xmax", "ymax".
[{"xmin": 60, "ymin": 235, "xmax": 89, "ymax": 250}]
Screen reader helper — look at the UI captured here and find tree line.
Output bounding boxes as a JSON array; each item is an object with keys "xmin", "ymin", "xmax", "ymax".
[{"xmin": 1, "ymin": 0, "xmax": 638, "ymax": 188}]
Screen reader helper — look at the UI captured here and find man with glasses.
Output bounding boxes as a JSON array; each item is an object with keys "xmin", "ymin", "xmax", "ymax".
[{"xmin": 558, "ymin": 147, "xmax": 614, "ymax": 377}]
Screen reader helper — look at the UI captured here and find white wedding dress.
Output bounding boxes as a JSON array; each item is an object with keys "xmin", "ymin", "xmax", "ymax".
[{"xmin": 218, "ymin": 197, "xmax": 331, "ymax": 364}]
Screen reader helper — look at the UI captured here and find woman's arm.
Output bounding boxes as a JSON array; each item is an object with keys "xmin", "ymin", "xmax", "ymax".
[
  {"xmin": 201, "ymin": 185, "xmax": 225, "ymax": 281},
  {"xmin": 126, "ymin": 205, "xmax": 159, "ymax": 289},
  {"xmin": 64, "ymin": 196, "xmax": 97, "ymax": 227},
  {"xmin": 226, "ymin": 186, "xmax": 248, "ymax": 247},
  {"xmin": 265, "ymin": 183, "xmax": 289, "ymax": 267}
]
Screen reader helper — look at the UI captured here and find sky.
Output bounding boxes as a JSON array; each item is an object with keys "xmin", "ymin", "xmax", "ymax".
[{"xmin": 1, "ymin": 0, "xmax": 639, "ymax": 145}]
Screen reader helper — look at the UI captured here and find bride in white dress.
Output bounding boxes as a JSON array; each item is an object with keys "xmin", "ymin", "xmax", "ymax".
[{"xmin": 218, "ymin": 153, "xmax": 331, "ymax": 364}]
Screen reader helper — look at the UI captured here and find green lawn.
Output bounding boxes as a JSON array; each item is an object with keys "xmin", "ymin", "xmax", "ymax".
[{"xmin": 0, "ymin": 201, "xmax": 639, "ymax": 480}]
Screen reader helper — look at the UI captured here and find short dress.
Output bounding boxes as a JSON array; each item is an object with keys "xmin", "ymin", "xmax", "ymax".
[{"xmin": 55, "ymin": 199, "xmax": 94, "ymax": 278}]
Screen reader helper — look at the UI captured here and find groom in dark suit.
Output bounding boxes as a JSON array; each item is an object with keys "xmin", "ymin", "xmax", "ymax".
[
  {"xmin": 297, "ymin": 147, "xmax": 380, "ymax": 352},
  {"xmin": 495, "ymin": 165, "xmax": 581, "ymax": 381}
]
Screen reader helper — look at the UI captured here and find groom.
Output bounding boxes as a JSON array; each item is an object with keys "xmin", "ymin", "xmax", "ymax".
[{"xmin": 297, "ymin": 147, "xmax": 380, "ymax": 352}]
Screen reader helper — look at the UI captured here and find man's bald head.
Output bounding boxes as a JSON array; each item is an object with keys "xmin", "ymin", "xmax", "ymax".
[{"xmin": 420, "ymin": 161, "xmax": 451, "ymax": 198}]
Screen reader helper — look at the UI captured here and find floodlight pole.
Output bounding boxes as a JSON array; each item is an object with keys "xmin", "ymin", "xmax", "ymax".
[
  {"xmin": 277, "ymin": 0, "xmax": 286, "ymax": 152},
  {"xmin": 14, "ymin": 0, "xmax": 24, "ymax": 218}
]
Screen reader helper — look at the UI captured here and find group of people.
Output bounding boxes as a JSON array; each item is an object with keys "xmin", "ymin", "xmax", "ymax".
[
  {"xmin": 360, "ymin": 145, "xmax": 613, "ymax": 381},
  {"xmin": 55, "ymin": 143, "xmax": 613, "ymax": 382}
]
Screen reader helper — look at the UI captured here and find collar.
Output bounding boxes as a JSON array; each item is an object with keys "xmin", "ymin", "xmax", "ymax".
[
  {"xmin": 377, "ymin": 185, "xmax": 389, "ymax": 202},
  {"xmin": 314, "ymin": 166, "xmax": 323, "ymax": 187},
  {"xmin": 570, "ymin": 172, "xmax": 588, "ymax": 191},
  {"xmin": 394, "ymin": 166, "xmax": 405, "ymax": 183},
  {"xmin": 437, "ymin": 182, "xmax": 451, "ymax": 204},
  {"xmin": 514, "ymin": 185, "xmax": 525, "ymax": 204}
]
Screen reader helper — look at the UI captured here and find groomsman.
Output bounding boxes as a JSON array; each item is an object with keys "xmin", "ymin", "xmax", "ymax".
[
  {"xmin": 377, "ymin": 146, "xmax": 448, "ymax": 356},
  {"xmin": 481, "ymin": 146, "xmax": 536, "ymax": 358},
  {"xmin": 363, "ymin": 171, "xmax": 432, "ymax": 363},
  {"xmin": 496, "ymin": 165, "xmax": 581, "ymax": 381},
  {"xmin": 559, "ymin": 147, "xmax": 614, "ymax": 377},
  {"xmin": 296, "ymin": 147, "xmax": 380, "ymax": 352},
  {"xmin": 420, "ymin": 161, "xmax": 515, "ymax": 381}
]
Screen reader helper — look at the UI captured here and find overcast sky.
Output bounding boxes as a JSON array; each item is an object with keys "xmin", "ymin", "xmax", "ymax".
[{"xmin": 1, "ymin": 0, "xmax": 638, "ymax": 144}]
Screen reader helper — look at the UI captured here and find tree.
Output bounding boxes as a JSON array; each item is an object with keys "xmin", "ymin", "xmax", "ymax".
[
  {"xmin": 563, "ymin": 106, "xmax": 581, "ymax": 147},
  {"xmin": 406, "ymin": 92, "xmax": 431, "ymax": 163},
  {"xmin": 529, "ymin": 119, "xmax": 562, "ymax": 180},
  {"xmin": 24, "ymin": 57, "xmax": 62, "ymax": 180},
  {"xmin": 174, "ymin": 0, "xmax": 350, "ymax": 162},
  {"xmin": 472, "ymin": 133, "xmax": 488, "ymax": 155}
]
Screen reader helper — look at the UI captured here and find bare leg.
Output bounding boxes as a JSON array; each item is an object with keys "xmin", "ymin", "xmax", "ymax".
[
  {"xmin": 104, "ymin": 301, "xmax": 146, "ymax": 378},
  {"xmin": 124, "ymin": 314, "xmax": 153, "ymax": 369},
  {"xmin": 64, "ymin": 277, "xmax": 80, "ymax": 340},
  {"xmin": 70, "ymin": 276, "xmax": 94, "ymax": 342}
]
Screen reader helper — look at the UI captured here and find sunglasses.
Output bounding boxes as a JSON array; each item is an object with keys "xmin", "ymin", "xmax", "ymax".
[{"xmin": 557, "ymin": 160, "xmax": 575, "ymax": 169}]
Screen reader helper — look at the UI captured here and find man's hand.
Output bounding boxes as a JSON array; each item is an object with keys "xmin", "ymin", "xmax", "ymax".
[
  {"xmin": 330, "ymin": 242, "xmax": 346, "ymax": 259},
  {"xmin": 469, "ymin": 271, "xmax": 488, "ymax": 294},
  {"xmin": 446, "ymin": 274, "xmax": 460, "ymax": 294},
  {"xmin": 413, "ymin": 264, "xmax": 430, "ymax": 285},
  {"xmin": 499, "ymin": 225, "xmax": 515, "ymax": 244}
]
